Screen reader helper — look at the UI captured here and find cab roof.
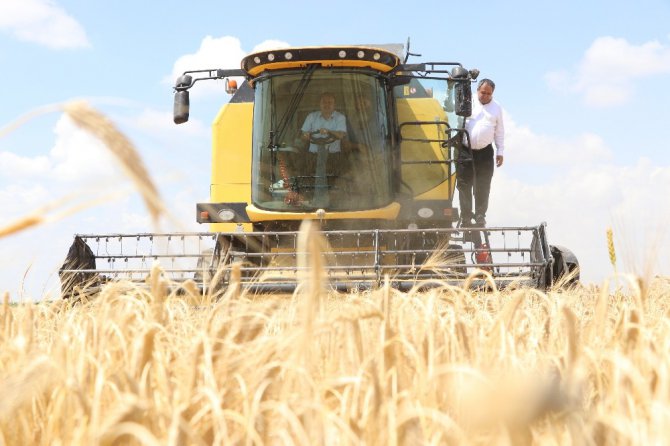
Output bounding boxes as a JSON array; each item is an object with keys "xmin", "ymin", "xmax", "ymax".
[{"xmin": 241, "ymin": 45, "xmax": 401, "ymax": 77}]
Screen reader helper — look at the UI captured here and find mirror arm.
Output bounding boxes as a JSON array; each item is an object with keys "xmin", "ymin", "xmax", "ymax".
[
  {"xmin": 173, "ymin": 68, "xmax": 246, "ymax": 92},
  {"xmin": 172, "ymin": 69, "xmax": 247, "ymax": 124}
]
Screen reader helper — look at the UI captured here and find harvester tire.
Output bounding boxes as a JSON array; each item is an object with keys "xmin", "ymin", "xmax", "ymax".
[
  {"xmin": 59, "ymin": 236, "xmax": 98, "ymax": 299},
  {"xmin": 550, "ymin": 245, "xmax": 580, "ymax": 288}
]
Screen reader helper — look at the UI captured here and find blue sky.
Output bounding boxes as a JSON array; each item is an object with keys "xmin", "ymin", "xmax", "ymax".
[{"xmin": 1, "ymin": 0, "xmax": 669, "ymax": 298}]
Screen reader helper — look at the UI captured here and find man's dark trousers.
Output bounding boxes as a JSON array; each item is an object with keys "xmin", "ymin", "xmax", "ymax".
[{"xmin": 456, "ymin": 144, "xmax": 495, "ymax": 222}]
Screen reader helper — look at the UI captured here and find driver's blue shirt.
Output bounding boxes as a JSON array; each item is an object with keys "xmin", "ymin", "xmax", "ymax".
[{"xmin": 301, "ymin": 110, "xmax": 347, "ymax": 153}]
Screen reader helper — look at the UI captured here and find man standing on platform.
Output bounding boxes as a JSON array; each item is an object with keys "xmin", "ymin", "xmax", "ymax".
[{"xmin": 457, "ymin": 78, "xmax": 505, "ymax": 228}]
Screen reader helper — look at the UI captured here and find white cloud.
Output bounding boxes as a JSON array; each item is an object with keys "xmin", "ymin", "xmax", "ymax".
[
  {"xmin": 127, "ymin": 108, "xmax": 208, "ymax": 138},
  {"xmin": 166, "ymin": 36, "xmax": 246, "ymax": 98},
  {"xmin": 486, "ymin": 118, "xmax": 670, "ymax": 283},
  {"xmin": 0, "ymin": 111, "xmax": 129, "ymax": 223},
  {"xmin": 250, "ymin": 39, "xmax": 291, "ymax": 53},
  {"xmin": 545, "ymin": 36, "xmax": 670, "ymax": 107},
  {"xmin": 0, "ymin": 112, "xmax": 151, "ymax": 223},
  {"xmin": 166, "ymin": 36, "xmax": 290, "ymax": 98},
  {"xmin": 119, "ymin": 210, "xmax": 152, "ymax": 233},
  {"xmin": 0, "ymin": 0, "xmax": 90, "ymax": 49},
  {"xmin": 504, "ymin": 113, "xmax": 612, "ymax": 166},
  {"xmin": 0, "ymin": 151, "xmax": 50, "ymax": 178},
  {"xmin": 1, "ymin": 106, "xmax": 204, "ymax": 196},
  {"xmin": 0, "ymin": 106, "xmax": 204, "ymax": 299},
  {"xmin": 0, "ymin": 184, "xmax": 51, "ymax": 220},
  {"xmin": 49, "ymin": 115, "xmax": 121, "ymax": 183}
]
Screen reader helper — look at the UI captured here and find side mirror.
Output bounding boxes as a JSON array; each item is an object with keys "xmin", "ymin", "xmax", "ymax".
[
  {"xmin": 175, "ymin": 74, "xmax": 193, "ymax": 90},
  {"xmin": 173, "ymin": 74, "xmax": 193, "ymax": 124},
  {"xmin": 173, "ymin": 91, "xmax": 190, "ymax": 124},
  {"xmin": 454, "ymin": 83, "xmax": 472, "ymax": 117},
  {"xmin": 451, "ymin": 66, "xmax": 472, "ymax": 117}
]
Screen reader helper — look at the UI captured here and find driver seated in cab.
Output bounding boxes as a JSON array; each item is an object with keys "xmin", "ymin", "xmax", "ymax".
[
  {"xmin": 299, "ymin": 91, "xmax": 348, "ymax": 177},
  {"xmin": 300, "ymin": 91, "xmax": 347, "ymax": 152}
]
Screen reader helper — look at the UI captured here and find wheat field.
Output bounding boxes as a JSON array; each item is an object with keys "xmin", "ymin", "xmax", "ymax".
[
  {"xmin": 2, "ymin": 103, "xmax": 670, "ymax": 445},
  {"xmin": 1, "ymin": 251, "xmax": 669, "ymax": 445}
]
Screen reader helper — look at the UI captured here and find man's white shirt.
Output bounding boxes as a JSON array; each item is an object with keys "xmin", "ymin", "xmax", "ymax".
[
  {"xmin": 301, "ymin": 110, "xmax": 347, "ymax": 153},
  {"xmin": 465, "ymin": 99, "xmax": 505, "ymax": 156}
]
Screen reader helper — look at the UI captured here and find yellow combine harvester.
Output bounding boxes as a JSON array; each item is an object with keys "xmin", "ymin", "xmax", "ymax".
[{"xmin": 60, "ymin": 43, "xmax": 578, "ymax": 295}]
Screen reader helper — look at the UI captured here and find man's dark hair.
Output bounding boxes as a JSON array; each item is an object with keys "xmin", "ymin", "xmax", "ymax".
[{"xmin": 477, "ymin": 78, "xmax": 496, "ymax": 91}]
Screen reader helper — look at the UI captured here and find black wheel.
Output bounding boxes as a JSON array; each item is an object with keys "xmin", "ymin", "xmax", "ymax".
[{"xmin": 550, "ymin": 245, "xmax": 580, "ymax": 288}]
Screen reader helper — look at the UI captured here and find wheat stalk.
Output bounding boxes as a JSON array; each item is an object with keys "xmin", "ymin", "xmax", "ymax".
[
  {"xmin": 1, "ymin": 276, "xmax": 669, "ymax": 443},
  {"xmin": 0, "ymin": 215, "xmax": 43, "ymax": 239},
  {"xmin": 63, "ymin": 101, "xmax": 165, "ymax": 226},
  {"xmin": 606, "ymin": 227, "xmax": 617, "ymax": 270}
]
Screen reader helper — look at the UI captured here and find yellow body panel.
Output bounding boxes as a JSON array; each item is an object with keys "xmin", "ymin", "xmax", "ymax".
[
  {"xmin": 246, "ymin": 202, "xmax": 401, "ymax": 221},
  {"xmin": 208, "ymin": 102, "xmax": 253, "ymax": 232},
  {"xmin": 210, "ymin": 183, "xmax": 249, "ymax": 203},
  {"xmin": 414, "ymin": 175, "xmax": 457, "ymax": 200},
  {"xmin": 396, "ymin": 97, "xmax": 456, "ymax": 200},
  {"xmin": 211, "ymin": 102, "xmax": 253, "ymax": 185}
]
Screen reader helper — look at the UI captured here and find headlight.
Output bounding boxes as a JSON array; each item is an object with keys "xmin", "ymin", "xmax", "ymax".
[
  {"xmin": 417, "ymin": 207, "xmax": 434, "ymax": 218},
  {"xmin": 217, "ymin": 209, "xmax": 236, "ymax": 221}
]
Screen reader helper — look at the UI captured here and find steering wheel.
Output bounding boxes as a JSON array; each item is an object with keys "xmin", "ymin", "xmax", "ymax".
[{"xmin": 309, "ymin": 130, "xmax": 338, "ymax": 146}]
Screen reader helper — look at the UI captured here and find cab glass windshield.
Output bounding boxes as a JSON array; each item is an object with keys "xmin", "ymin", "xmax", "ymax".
[{"xmin": 251, "ymin": 70, "xmax": 393, "ymax": 212}]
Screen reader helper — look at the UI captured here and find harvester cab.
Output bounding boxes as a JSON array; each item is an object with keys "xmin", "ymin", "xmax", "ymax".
[
  {"xmin": 174, "ymin": 47, "xmax": 469, "ymax": 224},
  {"xmin": 59, "ymin": 43, "xmax": 579, "ymax": 296}
]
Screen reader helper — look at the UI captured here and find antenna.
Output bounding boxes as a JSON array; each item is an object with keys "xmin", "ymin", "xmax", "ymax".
[{"xmin": 404, "ymin": 37, "xmax": 422, "ymax": 63}]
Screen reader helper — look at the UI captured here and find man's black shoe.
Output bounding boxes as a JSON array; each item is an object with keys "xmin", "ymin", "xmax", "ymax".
[
  {"xmin": 460, "ymin": 218, "xmax": 473, "ymax": 228},
  {"xmin": 474, "ymin": 216, "xmax": 486, "ymax": 227}
]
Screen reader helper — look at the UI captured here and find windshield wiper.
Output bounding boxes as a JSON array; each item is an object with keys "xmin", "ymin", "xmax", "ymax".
[{"xmin": 268, "ymin": 64, "xmax": 317, "ymax": 150}]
